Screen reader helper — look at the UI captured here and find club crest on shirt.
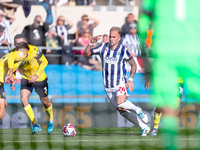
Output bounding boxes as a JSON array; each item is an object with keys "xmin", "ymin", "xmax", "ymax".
[{"xmin": 117, "ymin": 51, "xmax": 121, "ymax": 55}]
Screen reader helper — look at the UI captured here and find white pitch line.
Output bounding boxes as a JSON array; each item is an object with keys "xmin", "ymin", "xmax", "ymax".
[{"xmin": 1, "ymin": 138, "xmax": 198, "ymax": 143}]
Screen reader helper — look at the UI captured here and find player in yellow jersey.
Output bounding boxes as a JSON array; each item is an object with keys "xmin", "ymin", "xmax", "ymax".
[
  {"xmin": 0, "ymin": 42, "xmax": 29, "ymax": 120},
  {"xmin": 145, "ymin": 78, "xmax": 183, "ymax": 136},
  {"xmin": 11, "ymin": 34, "xmax": 54, "ymax": 134}
]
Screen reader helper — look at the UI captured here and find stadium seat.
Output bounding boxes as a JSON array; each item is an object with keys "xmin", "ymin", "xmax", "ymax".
[
  {"xmin": 92, "ymin": 83, "xmax": 106, "ymax": 95},
  {"xmin": 77, "ymin": 83, "xmax": 93, "ymax": 95}
]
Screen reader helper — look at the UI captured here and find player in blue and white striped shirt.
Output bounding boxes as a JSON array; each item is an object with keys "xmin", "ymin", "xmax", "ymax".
[{"xmin": 84, "ymin": 26, "xmax": 150, "ymax": 136}]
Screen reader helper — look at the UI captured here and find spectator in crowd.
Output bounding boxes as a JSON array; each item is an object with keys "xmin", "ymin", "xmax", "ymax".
[
  {"xmin": 76, "ymin": 29, "xmax": 102, "ymax": 71},
  {"xmin": 122, "ymin": 23, "xmax": 141, "ymax": 56},
  {"xmin": 52, "ymin": 15, "xmax": 73, "ymax": 46},
  {"xmin": 45, "ymin": 28, "xmax": 64, "ymax": 64},
  {"xmin": 121, "ymin": 13, "xmax": 137, "ymax": 38},
  {"xmin": 75, "ymin": 28, "xmax": 91, "ymax": 55},
  {"xmin": 0, "ymin": 25, "xmax": 11, "ymax": 58},
  {"xmin": 22, "ymin": 15, "xmax": 49, "ymax": 46},
  {"xmin": 54, "ymin": 0, "xmax": 69, "ymax": 6},
  {"xmin": 73, "ymin": 14, "xmax": 99, "ymax": 43},
  {"xmin": 102, "ymin": 34, "xmax": 109, "ymax": 43},
  {"xmin": 0, "ymin": 9, "xmax": 16, "ymax": 32},
  {"xmin": 122, "ymin": 23, "xmax": 142, "ymax": 72},
  {"xmin": 75, "ymin": 29, "xmax": 92, "ymax": 67}
]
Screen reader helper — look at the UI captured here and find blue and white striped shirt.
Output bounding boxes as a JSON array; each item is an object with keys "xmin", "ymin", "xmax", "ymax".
[
  {"xmin": 91, "ymin": 42, "xmax": 133, "ymax": 91},
  {"xmin": 122, "ymin": 33, "xmax": 141, "ymax": 56}
]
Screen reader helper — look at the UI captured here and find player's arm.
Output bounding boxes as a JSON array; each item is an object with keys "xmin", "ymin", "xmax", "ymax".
[
  {"xmin": 126, "ymin": 57, "xmax": 137, "ymax": 92},
  {"xmin": 8, "ymin": 52, "xmax": 26, "ymax": 82},
  {"xmin": 128, "ymin": 58, "xmax": 137, "ymax": 79},
  {"xmin": 28, "ymin": 53, "xmax": 48, "ymax": 83},
  {"xmin": 36, "ymin": 54, "xmax": 48, "ymax": 77},
  {"xmin": 83, "ymin": 35, "xmax": 102, "ymax": 57}
]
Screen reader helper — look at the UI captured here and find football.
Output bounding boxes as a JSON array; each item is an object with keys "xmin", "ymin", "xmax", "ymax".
[{"xmin": 62, "ymin": 124, "xmax": 76, "ymax": 137}]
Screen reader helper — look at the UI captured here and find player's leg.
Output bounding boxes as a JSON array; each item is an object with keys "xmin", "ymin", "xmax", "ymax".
[
  {"xmin": 0, "ymin": 83, "xmax": 7, "ymax": 120},
  {"xmin": 0, "ymin": 99, "xmax": 7, "ymax": 120},
  {"xmin": 152, "ymin": 59, "xmax": 179, "ymax": 149},
  {"xmin": 150, "ymin": 108, "xmax": 162, "ymax": 136},
  {"xmin": 34, "ymin": 78, "xmax": 54, "ymax": 133},
  {"xmin": 162, "ymin": 108, "xmax": 179, "ymax": 150},
  {"xmin": 107, "ymin": 91, "xmax": 149, "ymax": 136},
  {"xmin": 150, "ymin": 82, "xmax": 183, "ymax": 136},
  {"xmin": 116, "ymin": 85, "xmax": 148, "ymax": 123},
  {"xmin": 40, "ymin": 96, "xmax": 54, "ymax": 133},
  {"xmin": 20, "ymin": 79, "xmax": 41, "ymax": 134}
]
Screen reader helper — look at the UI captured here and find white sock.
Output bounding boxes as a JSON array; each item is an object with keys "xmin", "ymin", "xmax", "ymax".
[
  {"xmin": 118, "ymin": 100, "xmax": 141, "ymax": 114},
  {"xmin": 120, "ymin": 110, "xmax": 147, "ymax": 129}
]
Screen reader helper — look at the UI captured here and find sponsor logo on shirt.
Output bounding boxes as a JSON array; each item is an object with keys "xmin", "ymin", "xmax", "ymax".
[{"xmin": 104, "ymin": 56, "xmax": 117, "ymax": 64}]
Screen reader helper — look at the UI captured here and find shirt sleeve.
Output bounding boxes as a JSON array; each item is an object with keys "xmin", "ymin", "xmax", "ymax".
[
  {"xmin": 35, "ymin": 55, "xmax": 48, "ymax": 77},
  {"xmin": 8, "ymin": 52, "xmax": 26, "ymax": 69},
  {"xmin": 124, "ymin": 48, "xmax": 133, "ymax": 61},
  {"xmin": 91, "ymin": 43, "xmax": 104, "ymax": 55},
  {"xmin": 35, "ymin": 49, "xmax": 43, "ymax": 60}
]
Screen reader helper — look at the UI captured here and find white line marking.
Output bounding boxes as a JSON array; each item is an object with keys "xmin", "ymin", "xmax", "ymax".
[{"xmin": 1, "ymin": 138, "xmax": 198, "ymax": 143}]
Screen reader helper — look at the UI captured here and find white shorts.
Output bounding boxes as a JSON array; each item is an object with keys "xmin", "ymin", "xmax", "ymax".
[{"xmin": 106, "ymin": 84, "xmax": 129, "ymax": 109}]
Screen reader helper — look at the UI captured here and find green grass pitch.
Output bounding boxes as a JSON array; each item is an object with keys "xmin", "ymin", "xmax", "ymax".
[{"xmin": 0, "ymin": 127, "xmax": 198, "ymax": 150}]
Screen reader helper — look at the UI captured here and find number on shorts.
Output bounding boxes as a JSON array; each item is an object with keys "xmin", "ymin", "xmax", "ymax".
[
  {"xmin": 118, "ymin": 87, "xmax": 125, "ymax": 93},
  {"xmin": 44, "ymin": 87, "xmax": 47, "ymax": 94}
]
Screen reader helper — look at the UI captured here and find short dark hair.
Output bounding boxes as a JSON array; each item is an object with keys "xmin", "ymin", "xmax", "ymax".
[
  {"xmin": 14, "ymin": 34, "xmax": 26, "ymax": 42},
  {"xmin": 17, "ymin": 42, "xmax": 29, "ymax": 51}
]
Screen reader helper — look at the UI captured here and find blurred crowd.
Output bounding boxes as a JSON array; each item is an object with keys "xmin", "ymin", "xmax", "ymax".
[{"xmin": 0, "ymin": 1, "xmax": 151, "ymax": 71}]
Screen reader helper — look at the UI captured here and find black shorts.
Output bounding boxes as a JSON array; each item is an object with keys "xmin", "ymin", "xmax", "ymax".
[
  {"xmin": 177, "ymin": 83, "xmax": 184, "ymax": 99},
  {"xmin": 0, "ymin": 82, "xmax": 6, "ymax": 99},
  {"xmin": 21, "ymin": 78, "xmax": 48, "ymax": 98}
]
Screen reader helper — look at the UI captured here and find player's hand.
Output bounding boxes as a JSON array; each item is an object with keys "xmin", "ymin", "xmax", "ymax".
[
  {"xmin": 126, "ymin": 81, "xmax": 134, "ymax": 92},
  {"xmin": 91, "ymin": 35, "xmax": 102, "ymax": 44},
  {"xmin": 11, "ymin": 81, "xmax": 16, "ymax": 91},
  {"xmin": 28, "ymin": 75, "xmax": 38, "ymax": 83},
  {"xmin": 9, "ymin": 75, "xmax": 15, "ymax": 83},
  {"xmin": 145, "ymin": 81, "xmax": 151, "ymax": 91}
]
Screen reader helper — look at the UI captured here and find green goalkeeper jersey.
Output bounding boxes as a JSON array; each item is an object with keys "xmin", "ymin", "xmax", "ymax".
[
  {"xmin": 139, "ymin": 0, "xmax": 200, "ymax": 107},
  {"xmin": 142, "ymin": 0, "xmax": 200, "ymax": 58}
]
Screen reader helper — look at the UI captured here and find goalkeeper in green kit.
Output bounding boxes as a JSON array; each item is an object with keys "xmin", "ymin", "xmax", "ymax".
[{"xmin": 138, "ymin": 0, "xmax": 200, "ymax": 149}]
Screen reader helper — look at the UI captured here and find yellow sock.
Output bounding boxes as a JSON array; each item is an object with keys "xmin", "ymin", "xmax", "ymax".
[
  {"xmin": 24, "ymin": 104, "xmax": 37, "ymax": 125},
  {"xmin": 154, "ymin": 112, "xmax": 162, "ymax": 128},
  {"xmin": 46, "ymin": 104, "xmax": 53, "ymax": 122}
]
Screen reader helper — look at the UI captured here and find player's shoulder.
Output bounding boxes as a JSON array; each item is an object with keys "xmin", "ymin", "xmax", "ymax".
[
  {"xmin": 28, "ymin": 44, "xmax": 39, "ymax": 51},
  {"xmin": 8, "ymin": 51, "xmax": 25, "ymax": 58},
  {"xmin": 119, "ymin": 43, "xmax": 127, "ymax": 51},
  {"xmin": 28, "ymin": 44, "xmax": 43, "ymax": 59}
]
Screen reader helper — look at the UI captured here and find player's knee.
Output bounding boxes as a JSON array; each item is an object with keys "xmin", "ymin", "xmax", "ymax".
[
  {"xmin": 118, "ymin": 109, "xmax": 127, "ymax": 115},
  {"xmin": 20, "ymin": 96, "xmax": 29, "ymax": 107},
  {"xmin": 117, "ymin": 107, "xmax": 126, "ymax": 112},
  {"xmin": 155, "ymin": 108, "xmax": 163, "ymax": 114},
  {"xmin": 40, "ymin": 96, "xmax": 51, "ymax": 106},
  {"xmin": 0, "ymin": 108, "xmax": 6, "ymax": 120},
  {"xmin": 117, "ymin": 102, "xmax": 126, "ymax": 110}
]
